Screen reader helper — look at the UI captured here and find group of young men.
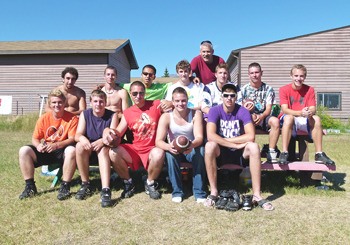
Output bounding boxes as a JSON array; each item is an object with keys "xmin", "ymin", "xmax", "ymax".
[{"xmin": 18, "ymin": 41, "xmax": 335, "ymax": 211}]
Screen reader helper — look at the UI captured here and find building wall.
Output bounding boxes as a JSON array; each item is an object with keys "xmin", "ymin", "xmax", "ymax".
[
  {"xmin": 234, "ymin": 26, "xmax": 350, "ymax": 119},
  {"xmin": 0, "ymin": 51, "xmax": 131, "ymax": 115}
]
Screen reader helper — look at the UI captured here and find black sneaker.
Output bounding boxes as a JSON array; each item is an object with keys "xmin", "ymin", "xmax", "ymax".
[
  {"xmin": 75, "ymin": 183, "xmax": 93, "ymax": 200},
  {"xmin": 144, "ymin": 181, "xmax": 161, "ymax": 200},
  {"xmin": 278, "ymin": 152, "xmax": 289, "ymax": 165},
  {"xmin": 267, "ymin": 150, "xmax": 278, "ymax": 163},
  {"xmin": 242, "ymin": 194, "xmax": 253, "ymax": 211},
  {"xmin": 121, "ymin": 181, "xmax": 135, "ymax": 199},
  {"xmin": 57, "ymin": 182, "xmax": 71, "ymax": 201},
  {"xmin": 100, "ymin": 188, "xmax": 112, "ymax": 208},
  {"xmin": 315, "ymin": 152, "xmax": 335, "ymax": 165},
  {"xmin": 19, "ymin": 184, "xmax": 38, "ymax": 200}
]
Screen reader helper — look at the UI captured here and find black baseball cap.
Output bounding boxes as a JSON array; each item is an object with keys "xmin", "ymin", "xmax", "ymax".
[{"xmin": 222, "ymin": 83, "xmax": 237, "ymax": 93}]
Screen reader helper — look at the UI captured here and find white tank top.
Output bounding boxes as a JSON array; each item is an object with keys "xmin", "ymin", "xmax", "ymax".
[{"xmin": 168, "ymin": 110, "xmax": 195, "ymax": 142}]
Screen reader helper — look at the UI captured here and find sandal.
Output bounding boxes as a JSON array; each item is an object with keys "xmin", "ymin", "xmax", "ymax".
[
  {"xmin": 252, "ymin": 196, "xmax": 274, "ymax": 211},
  {"xmin": 215, "ymin": 190, "xmax": 229, "ymax": 209},
  {"xmin": 224, "ymin": 198, "xmax": 239, "ymax": 212},
  {"xmin": 203, "ymin": 195, "xmax": 218, "ymax": 207}
]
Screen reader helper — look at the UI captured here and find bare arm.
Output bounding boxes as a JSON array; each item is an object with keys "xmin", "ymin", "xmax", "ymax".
[{"xmin": 155, "ymin": 113, "xmax": 177, "ymax": 153}]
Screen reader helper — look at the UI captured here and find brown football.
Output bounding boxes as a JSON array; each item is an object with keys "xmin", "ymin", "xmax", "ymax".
[{"xmin": 173, "ymin": 135, "xmax": 191, "ymax": 153}]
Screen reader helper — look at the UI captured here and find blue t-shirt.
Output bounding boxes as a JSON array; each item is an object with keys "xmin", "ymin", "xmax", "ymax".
[
  {"xmin": 207, "ymin": 104, "xmax": 252, "ymax": 138},
  {"xmin": 83, "ymin": 108, "xmax": 115, "ymax": 142}
]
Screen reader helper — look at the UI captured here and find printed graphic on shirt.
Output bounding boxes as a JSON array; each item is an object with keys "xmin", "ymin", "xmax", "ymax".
[
  {"xmin": 219, "ymin": 119, "xmax": 241, "ymax": 138},
  {"xmin": 46, "ymin": 126, "xmax": 64, "ymax": 142},
  {"xmin": 132, "ymin": 112, "xmax": 157, "ymax": 140}
]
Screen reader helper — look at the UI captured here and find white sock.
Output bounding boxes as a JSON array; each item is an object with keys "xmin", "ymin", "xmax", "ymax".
[{"xmin": 147, "ymin": 179, "xmax": 154, "ymax": 186}]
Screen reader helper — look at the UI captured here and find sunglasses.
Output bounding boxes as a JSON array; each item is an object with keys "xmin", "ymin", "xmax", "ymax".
[
  {"xmin": 142, "ymin": 72, "xmax": 154, "ymax": 77},
  {"xmin": 222, "ymin": 93, "xmax": 236, "ymax": 98},
  {"xmin": 201, "ymin": 40, "xmax": 212, "ymax": 45},
  {"xmin": 131, "ymin": 91, "xmax": 145, "ymax": 97}
]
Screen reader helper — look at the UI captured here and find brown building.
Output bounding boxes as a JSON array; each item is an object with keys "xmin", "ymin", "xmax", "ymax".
[
  {"xmin": 227, "ymin": 25, "xmax": 350, "ymax": 120},
  {"xmin": 0, "ymin": 39, "xmax": 138, "ymax": 115}
]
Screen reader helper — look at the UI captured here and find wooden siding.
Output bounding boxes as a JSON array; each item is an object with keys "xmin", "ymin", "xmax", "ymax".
[
  {"xmin": 0, "ymin": 52, "xmax": 132, "ymax": 115},
  {"xmin": 229, "ymin": 26, "xmax": 350, "ymax": 120}
]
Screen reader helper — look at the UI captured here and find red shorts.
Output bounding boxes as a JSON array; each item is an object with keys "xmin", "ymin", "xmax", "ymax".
[{"xmin": 119, "ymin": 144, "xmax": 151, "ymax": 170}]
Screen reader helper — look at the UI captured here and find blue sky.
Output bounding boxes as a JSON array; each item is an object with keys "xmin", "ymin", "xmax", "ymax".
[{"xmin": 1, "ymin": 0, "xmax": 349, "ymax": 78}]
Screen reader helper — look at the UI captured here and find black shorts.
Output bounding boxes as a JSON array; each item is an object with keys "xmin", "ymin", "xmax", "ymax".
[
  {"xmin": 217, "ymin": 146, "xmax": 249, "ymax": 168},
  {"xmin": 29, "ymin": 145, "xmax": 65, "ymax": 168}
]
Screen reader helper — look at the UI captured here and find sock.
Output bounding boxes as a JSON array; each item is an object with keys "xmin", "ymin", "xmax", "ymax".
[
  {"xmin": 147, "ymin": 179, "xmax": 154, "ymax": 186},
  {"xmin": 82, "ymin": 181, "xmax": 90, "ymax": 186},
  {"xmin": 316, "ymin": 152, "xmax": 323, "ymax": 154},
  {"xmin": 269, "ymin": 148, "xmax": 275, "ymax": 152},
  {"xmin": 25, "ymin": 178, "xmax": 35, "ymax": 186}
]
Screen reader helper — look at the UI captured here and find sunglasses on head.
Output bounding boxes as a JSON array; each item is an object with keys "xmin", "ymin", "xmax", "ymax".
[
  {"xmin": 201, "ymin": 40, "xmax": 212, "ymax": 45},
  {"xmin": 142, "ymin": 72, "xmax": 154, "ymax": 77},
  {"xmin": 222, "ymin": 93, "xmax": 236, "ymax": 98},
  {"xmin": 131, "ymin": 91, "xmax": 145, "ymax": 97}
]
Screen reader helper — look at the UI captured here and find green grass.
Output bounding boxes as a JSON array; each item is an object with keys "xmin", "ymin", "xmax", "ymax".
[{"xmin": 1, "ymin": 131, "xmax": 349, "ymax": 244}]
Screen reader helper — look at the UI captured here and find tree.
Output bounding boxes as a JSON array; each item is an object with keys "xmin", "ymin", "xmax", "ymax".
[{"xmin": 163, "ymin": 67, "xmax": 170, "ymax": 77}]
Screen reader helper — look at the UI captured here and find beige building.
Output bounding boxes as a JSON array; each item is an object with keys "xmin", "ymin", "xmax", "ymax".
[
  {"xmin": 0, "ymin": 39, "xmax": 138, "ymax": 115},
  {"xmin": 227, "ymin": 25, "xmax": 350, "ymax": 120}
]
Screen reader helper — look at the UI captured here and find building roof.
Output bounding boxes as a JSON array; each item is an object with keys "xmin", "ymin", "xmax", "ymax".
[{"xmin": 0, "ymin": 39, "xmax": 138, "ymax": 69}]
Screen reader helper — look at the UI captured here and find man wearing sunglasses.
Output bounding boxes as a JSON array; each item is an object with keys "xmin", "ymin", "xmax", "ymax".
[
  {"xmin": 108, "ymin": 81, "xmax": 166, "ymax": 200},
  {"xmin": 190, "ymin": 41, "xmax": 225, "ymax": 85},
  {"xmin": 204, "ymin": 83, "xmax": 274, "ymax": 211}
]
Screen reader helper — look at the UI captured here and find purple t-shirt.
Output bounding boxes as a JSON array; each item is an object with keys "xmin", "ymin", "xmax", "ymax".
[{"xmin": 207, "ymin": 104, "xmax": 252, "ymax": 138}]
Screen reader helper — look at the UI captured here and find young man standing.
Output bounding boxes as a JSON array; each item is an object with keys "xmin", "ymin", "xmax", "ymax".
[
  {"xmin": 165, "ymin": 60, "xmax": 205, "ymax": 111},
  {"xmin": 18, "ymin": 89, "xmax": 78, "ymax": 200},
  {"xmin": 190, "ymin": 41, "xmax": 225, "ymax": 85},
  {"xmin": 48, "ymin": 67, "xmax": 86, "ymax": 116},
  {"xmin": 204, "ymin": 84, "xmax": 273, "ymax": 211},
  {"xmin": 278, "ymin": 64, "xmax": 335, "ymax": 165},
  {"xmin": 101, "ymin": 65, "xmax": 130, "ymax": 119},
  {"xmin": 74, "ymin": 90, "xmax": 118, "ymax": 208},
  {"xmin": 108, "ymin": 81, "xmax": 165, "ymax": 200},
  {"xmin": 238, "ymin": 62, "xmax": 280, "ymax": 162},
  {"xmin": 156, "ymin": 87, "xmax": 207, "ymax": 203}
]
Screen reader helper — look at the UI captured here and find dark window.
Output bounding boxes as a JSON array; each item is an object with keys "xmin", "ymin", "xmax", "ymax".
[{"xmin": 317, "ymin": 93, "xmax": 341, "ymax": 110}]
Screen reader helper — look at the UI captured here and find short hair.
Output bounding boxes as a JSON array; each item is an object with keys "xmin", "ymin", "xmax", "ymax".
[
  {"xmin": 290, "ymin": 64, "xmax": 307, "ymax": 76},
  {"xmin": 130, "ymin": 80, "xmax": 145, "ymax": 91},
  {"xmin": 61, "ymin": 67, "xmax": 79, "ymax": 79},
  {"xmin": 172, "ymin": 87, "xmax": 188, "ymax": 100},
  {"xmin": 248, "ymin": 62, "xmax": 262, "ymax": 71},
  {"xmin": 142, "ymin": 64, "xmax": 157, "ymax": 75},
  {"xmin": 90, "ymin": 89, "xmax": 107, "ymax": 102},
  {"xmin": 48, "ymin": 89, "xmax": 66, "ymax": 103},
  {"xmin": 215, "ymin": 63, "xmax": 229, "ymax": 72},
  {"xmin": 200, "ymin": 41, "xmax": 213, "ymax": 51},
  {"xmin": 176, "ymin": 60, "xmax": 191, "ymax": 72},
  {"xmin": 104, "ymin": 65, "xmax": 117, "ymax": 75}
]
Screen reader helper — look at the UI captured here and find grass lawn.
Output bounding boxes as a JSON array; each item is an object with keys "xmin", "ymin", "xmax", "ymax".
[{"xmin": 1, "ymin": 131, "xmax": 349, "ymax": 244}]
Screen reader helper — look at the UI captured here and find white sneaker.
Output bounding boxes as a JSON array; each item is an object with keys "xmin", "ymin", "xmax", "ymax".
[
  {"xmin": 267, "ymin": 150, "xmax": 278, "ymax": 163},
  {"xmin": 172, "ymin": 196, "xmax": 182, "ymax": 203},
  {"xmin": 196, "ymin": 198, "xmax": 206, "ymax": 203}
]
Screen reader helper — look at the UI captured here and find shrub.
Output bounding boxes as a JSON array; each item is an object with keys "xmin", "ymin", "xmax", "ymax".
[{"xmin": 317, "ymin": 106, "xmax": 342, "ymax": 129}]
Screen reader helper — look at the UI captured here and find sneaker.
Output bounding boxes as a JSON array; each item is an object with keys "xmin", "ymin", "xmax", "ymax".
[
  {"xmin": 19, "ymin": 184, "xmax": 38, "ymax": 200},
  {"xmin": 57, "ymin": 182, "xmax": 71, "ymax": 201},
  {"xmin": 278, "ymin": 152, "xmax": 289, "ymax": 164},
  {"xmin": 315, "ymin": 152, "xmax": 335, "ymax": 165},
  {"xmin": 242, "ymin": 194, "xmax": 253, "ymax": 211},
  {"xmin": 100, "ymin": 188, "xmax": 112, "ymax": 208},
  {"xmin": 172, "ymin": 196, "xmax": 182, "ymax": 203},
  {"xmin": 267, "ymin": 150, "xmax": 278, "ymax": 163},
  {"xmin": 144, "ymin": 181, "xmax": 161, "ymax": 200},
  {"xmin": 121, "ymin": 181, "xmax": 135, "ymax": 199},
  {"xmin": 196, "ymin": 198, "xmax": 206, "ymax": 204},
  {"xmin": 75, "ymin": 183, "xmax": 93, "ymax": 200}
]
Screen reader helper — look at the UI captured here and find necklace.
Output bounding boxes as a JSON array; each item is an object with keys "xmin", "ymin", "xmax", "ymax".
[{"xmin": 104, "ymin": 88, "xmax": 115, "ymax": 94}]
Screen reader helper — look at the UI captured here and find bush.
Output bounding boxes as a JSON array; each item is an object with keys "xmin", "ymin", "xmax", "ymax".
[
  {"xmin": 0, "ymin": 114, "xmax": 38, "ymax": 132},
  {"xmin": 317, "ymin": 106, "xmax": 342, "ymax": 129}
]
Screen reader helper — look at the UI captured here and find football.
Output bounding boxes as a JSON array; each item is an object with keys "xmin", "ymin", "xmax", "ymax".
[
  {"xmin": 243, "ymin": 99, "xmax": 255, "ymax": 111},
  {"xmin": 173, "ymin": 135, "xmax": 191, "ymax": 153}
]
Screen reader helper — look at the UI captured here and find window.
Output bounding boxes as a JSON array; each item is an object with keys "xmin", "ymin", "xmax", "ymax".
[{"xmin": 317, "ymin": 92, "xmax": 341, "ymax": 110}]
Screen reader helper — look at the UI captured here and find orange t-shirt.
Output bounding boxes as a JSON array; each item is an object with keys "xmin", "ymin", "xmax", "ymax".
[{"xmin": 33, "ymin": 111, "xmax": 78, "ymax": 143}]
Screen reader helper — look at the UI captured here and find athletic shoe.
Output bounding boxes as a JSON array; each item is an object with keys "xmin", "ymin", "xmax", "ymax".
[
  {"xmin": 242, "ymin": 194, "xmax": 253, "ymax": 211},
  {"xmin": 144, "ymin": 181, "xmax": 161, "ymax": 199},
  {"xmin": 75, "ymin": 183, "xmax": 93, "ymax": 200},
  {"xmin": 57, "ymin": 182, "xmax": 71, "ymax": 201},
  {"xmin": 267, "ymin": 150, "xmax": 278, "ymax": 163},
  {"xmin": 315, "ymin": 152, "xmax": 335, "ymax": 165},
  {"xmin": 100, "ymin": 188, "xmax": 112, "ymax": 208},
  {"xmin": 19, "ymin": 184, "xmax": 37, "ymax": 200},
  {"xmin": 172, "ymin": 196, "xmax": 182, "ymax": 203},
  {"xmin": 278, "ymin": 152, "xmax": 289, "ymax": 165},
  {"xmin": 121, "ymin": 181, "xmax": 135, "ymax": 199},
  {"xmin": 196, "ymin": 198, "xmax": 206, "ymax": 204}
]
